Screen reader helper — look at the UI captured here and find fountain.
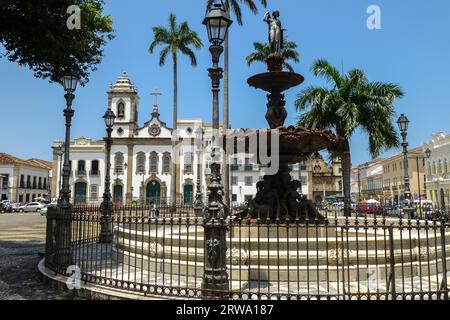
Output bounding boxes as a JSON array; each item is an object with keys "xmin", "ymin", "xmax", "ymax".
[{"xmin": 236, "ymin": 10, "xmax": 340, "ymax": 221}]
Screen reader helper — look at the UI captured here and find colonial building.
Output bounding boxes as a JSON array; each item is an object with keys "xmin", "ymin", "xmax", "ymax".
[
  {"xmin": 0, "ymin": 153, "xmax": 52, "ymax": 203},
  {"xmin": 51, "ymin": 72, "xmax": 309, "ymax": 206},
  {"xmin": 380, "ymin": 147, "xmax": 426, "ymax": 205},
  {"xmin": 351, "ymin": 147, "xmax": 426, "ymax": 205},
  {"xmin": 423, "ymin": 132, "xmax": 450, "ymax": 207},
  {"xmin": 352, "ymin": 160, "xmax": 384, "ymax": 202},
  {"xmin": 309, "ymin": 152, "xmax": 343, "ymax": 203}
]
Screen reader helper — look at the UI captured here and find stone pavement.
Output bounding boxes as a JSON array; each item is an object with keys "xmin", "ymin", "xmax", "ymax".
[{"xmin": 0, "ymin": 213, "xmax": 79, "ymax": 300}]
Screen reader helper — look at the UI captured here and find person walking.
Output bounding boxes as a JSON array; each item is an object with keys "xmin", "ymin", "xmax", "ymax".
[{"xmin": 149, "ymin": 201, "xmax": 157, "ymax": 219}]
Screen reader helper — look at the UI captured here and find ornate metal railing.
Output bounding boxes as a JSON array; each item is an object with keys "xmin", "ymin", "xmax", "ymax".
[{"xmin": 45, "ymin": 205, "xmax": 450, "ymax": 300}]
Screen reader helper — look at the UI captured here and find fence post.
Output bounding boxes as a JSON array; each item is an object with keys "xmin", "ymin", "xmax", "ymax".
[
  {"xmin": 201, "ymin": 163, "xmax": 229, "ymax": 299},
  {"xmin": 388, "ymin": 225, "xmax": 396, "ymax": 300},
  {"xmin": 44, "ymin": 206, "xmax": 56, "ymax": 269},
  {"xmin": 440, "ymin": 219, "xmax": 448, "ymax": 300}
]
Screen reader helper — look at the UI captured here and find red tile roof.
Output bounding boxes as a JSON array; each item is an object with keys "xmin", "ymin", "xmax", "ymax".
[{"xmin": 0, "ymin": 153, "xmax": 51, "ymax": 170}]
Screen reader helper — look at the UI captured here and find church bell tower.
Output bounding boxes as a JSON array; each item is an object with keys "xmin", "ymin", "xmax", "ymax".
[{"xmin": 108, "ymin": 72, "xmax": 140, "ymax": 138}]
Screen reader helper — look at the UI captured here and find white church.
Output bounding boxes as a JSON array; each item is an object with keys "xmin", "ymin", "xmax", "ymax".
[{"xmin": 50, "ymin": 72, "xmax": 309, "ymax": 205}]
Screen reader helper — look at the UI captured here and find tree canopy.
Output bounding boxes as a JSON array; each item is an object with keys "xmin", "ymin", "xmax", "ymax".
[
  {"xmin": 149, "ymin": 13, "xmax": 202, "ymax": 67},
  {"xmin": 206, "ymin": 0, "xmax": 267, "ymax": 25},
  {"xmin": 296, "ymin": 59, "xmax": 404, "ymax": 158},
  {"xmin": 246, "ymin": 40, "xmax": 300, "ymax": 72},
  {"xmin": 0, "ymin": 0, "xmax": 114, "ymax": 85}
]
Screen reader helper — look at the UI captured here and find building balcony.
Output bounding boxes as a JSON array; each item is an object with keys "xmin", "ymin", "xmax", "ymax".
[
  {"xmin": 114, "ymin": 168, "xmax": 124, "ymax": 175},
  {"xmin": 76, "ymin": 170, "xmax": 87, "ymax": 177},
  {"xmin": 230, "ymin": 164, "xmax": 239, "ymax": 171},
  {"xmin": 244, "ymin": 164, "xmax": 254, "ymax": 171},
  {"xmin": 89, "ymin": 170, "xmax": 100, "ymax": 177}
]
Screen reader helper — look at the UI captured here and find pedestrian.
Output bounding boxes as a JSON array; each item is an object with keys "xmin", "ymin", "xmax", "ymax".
[{"xmin": 149, "ymin": 201, "xmax": 157, "ymax": 219}]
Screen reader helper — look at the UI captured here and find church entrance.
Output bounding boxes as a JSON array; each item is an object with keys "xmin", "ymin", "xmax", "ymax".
[
  {"xmin": 113, "ymin": 185, "xmax": 123, "ymax": 204},
  {"xmin": 74, "ymin": 182, "xmax": 87, "ymax": 204},
  {"xmin": 146, "ymin": 181, "xmax": 161, "ymax": 204},
  {"xmin": 184, "ymin": 185, "xmax": 193, "ymax": 205}
]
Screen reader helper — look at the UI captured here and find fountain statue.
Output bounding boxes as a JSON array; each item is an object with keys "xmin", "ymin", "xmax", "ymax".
[
  {"xmin": 264, "ymin": 11, "xmax": 283, "ymax": 55},
  {"xmin": 235, "ymin": 10, "xmax": 340, "ymax": 222}
]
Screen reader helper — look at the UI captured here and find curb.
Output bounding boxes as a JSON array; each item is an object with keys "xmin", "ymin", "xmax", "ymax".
[{"xmin": 38, "ymin": 259, "xmax": 172, "ymax": 300}]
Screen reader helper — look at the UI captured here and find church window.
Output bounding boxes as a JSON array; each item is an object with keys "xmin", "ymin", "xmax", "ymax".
[
  {"xmin": 114, "ymin": 153, "xmax": 124, "ymax": 174},
  {"xmin": 184, "ymin": 152, "xmax": 193, "ymax": 174},
  {"xmin": 77, "ymin": 160, "xmax": 86, "ymax": 175},
  {"xmin": 137, "ymin": 153, "xmax": 146, "ymax": 174},
  {"xmin": 163, "ymin": 153, "xmax": 171, "ymax": 174},
  {"xmin": 150, "ymin": 152, "xmax": 158, "ymax": 173},
  {"xmin": 90, "ymin": 185, "xmax": 98, "ymax": 201},
  {"xmin": 91, "ymin": 160, "xmax": 99, "ymax": 175},
  {"xmin": 117, "ymin": 102, "xmax": 125, "ymax": 118}
]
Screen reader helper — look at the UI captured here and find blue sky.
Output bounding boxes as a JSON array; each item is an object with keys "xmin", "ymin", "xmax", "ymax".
[{"xmin": 1, "ymin": 0, "xmax": 450, "ymax": 165}]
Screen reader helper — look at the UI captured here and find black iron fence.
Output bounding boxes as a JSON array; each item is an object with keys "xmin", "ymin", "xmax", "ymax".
[{"xmin": 45, "ymin": 205, "xmax": 450, "ymax": 300}]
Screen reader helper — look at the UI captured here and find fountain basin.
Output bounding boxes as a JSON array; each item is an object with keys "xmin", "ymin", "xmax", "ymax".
[
  {"xmin": 248, "ymin": 71, "xmax": 304, "ymax": 92},
  {"xmin": 224, "ymin": 126, "xmax": 340, "ymax": 162}
]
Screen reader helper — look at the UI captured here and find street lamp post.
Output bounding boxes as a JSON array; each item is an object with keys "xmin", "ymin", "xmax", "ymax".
[
  {"xmin": 59, "ymin": 68, "xmax": 79, "ymax": 207},
  {"xmin": 56, "ymin": 144, "xmax": 64, "ymax": 193},
  {"xmin": 202, "ymin": 2, "xmax": 232, "ymax": 299},
  {"xmin": 357, "ymin": 166, "xmax": 362, "ymax": 202},
  {"xmin": 54, "ymin": 67, "xmax": 80, "ymax": 268},
  {"xmin": 415, "ymin": 153, "xmax": 426, "ymax": 218},
  {"xmin": 194, "ymin": 128, "xmax": 204, "ymax": 217},
  {"xmin": 424, "ymin": 148, "xmax": 432, "ymax": 205},
  {"xmin": 397, "ymin": 114, "xmax": 414, "ymax": 218},
  {"xmin": 100, "ymin": 109, "xmax": 116, "ymax": 243}
]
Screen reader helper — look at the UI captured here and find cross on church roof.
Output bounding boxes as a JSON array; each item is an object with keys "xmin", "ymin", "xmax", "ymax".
[
  {"xmin": 150, "ymin": 89, "xmax": 162, "ymax": 116},
  {"xmin": 151, "ymin": 89, "xmax": 162, "ymax": 106}
]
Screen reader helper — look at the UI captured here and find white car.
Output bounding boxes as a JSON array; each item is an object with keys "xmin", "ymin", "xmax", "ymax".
[{"xmin": 18, "ymin": 202, "xmax": 46, "ymax": 213}]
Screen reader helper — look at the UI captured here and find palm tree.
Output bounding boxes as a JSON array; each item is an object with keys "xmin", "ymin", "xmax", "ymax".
[
  {"xmin": 246, "ymin": 40, "xmax": 300, "ymax": 72},
  {"xmin": 149, "ymin": 14, "xmax": 202, "ymax": 205},
  {"xmin": 295, "ymin": 59, "xmax": 404, "ymax": 216},
  {"xmin": 206, "ymin": 0, "xmax": 267, "ymax": 206}
]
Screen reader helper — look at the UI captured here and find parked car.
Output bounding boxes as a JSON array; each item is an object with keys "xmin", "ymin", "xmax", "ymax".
[
  {"xmin": 331, "ymin": 202, "xmax": 344, "ymax": 210},
  {"xmin": 355, "ymin": 204, "xmax": 376, "ymax": 215},
  {"xmin": 10, "ymin": 203, "xmax": 21, "ymax": 212},
  {"xmin": 1, "ymin": 200, "xmax": 12, "ymax": 213},
  {"xmin": 39, "ymin": 206, "xmax": 48, "ymax": 216},
  {"xmin": 17, "ymin": 202, "xmax": 46, "ymax": 213}
]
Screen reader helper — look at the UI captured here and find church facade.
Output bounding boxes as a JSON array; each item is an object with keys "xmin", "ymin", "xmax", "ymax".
[{"xmin": 51, "ymin": 73, "xmax": 309, "ymax": 205}]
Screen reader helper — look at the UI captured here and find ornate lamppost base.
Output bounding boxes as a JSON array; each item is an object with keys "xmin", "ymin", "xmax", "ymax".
[
  {"xmin": 99, "ymin": 218, "xmax": 113, "ymax": 244},
  {"xmin": 201, "ymin": 277, "xmax": 230, "ymax": 299}
]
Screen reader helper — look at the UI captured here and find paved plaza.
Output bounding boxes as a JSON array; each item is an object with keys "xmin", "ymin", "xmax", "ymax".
[{"xmin": 0, "ymin": 213, "xmax": 78, "ymax": 300}]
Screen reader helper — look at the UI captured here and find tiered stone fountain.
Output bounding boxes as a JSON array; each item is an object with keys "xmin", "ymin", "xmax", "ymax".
[{"xmin": 242, "ymin": 51, "xmax": 339, "ymax": 221}]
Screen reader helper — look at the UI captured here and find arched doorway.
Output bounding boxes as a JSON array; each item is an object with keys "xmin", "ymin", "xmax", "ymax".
[
  {"xmin": 184, "ymin": 185, "xmax": 193, "ymax": 205},
  {"xmin": 146, "ymin": 181, "xmax": 161, "ymax": 204},
  {"xmin": 74, "ymin": 182, "xmax": 87, "ymax": 204},
  {"xmin": 113, "ymin": 185, "xmax": 123, "ymax": 204}
]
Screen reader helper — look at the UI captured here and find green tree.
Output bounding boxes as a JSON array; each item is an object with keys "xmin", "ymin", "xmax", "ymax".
[
  {"xmin": 149, "ymin": 13, "xmax": 202, "ymax": 205},
  {"xmin": 0, "ymin": 0, "xmax": 114, "ymax": 85},
  {"xmin": 246, "ymin": 40, "xmax": 300, "ymax": 72},
  {"xmin": 296, "ymin": 59, "xmax": 404, "ymax": 216}
]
